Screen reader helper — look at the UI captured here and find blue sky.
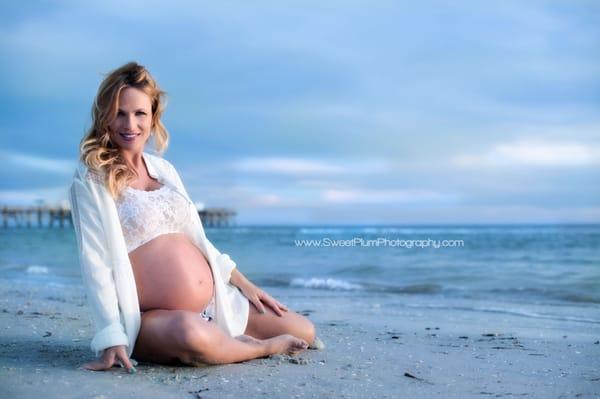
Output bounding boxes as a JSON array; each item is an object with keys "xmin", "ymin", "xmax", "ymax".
[{"xmin": 1, "ymin": 1, "xmax": 599, "ymax": 224}]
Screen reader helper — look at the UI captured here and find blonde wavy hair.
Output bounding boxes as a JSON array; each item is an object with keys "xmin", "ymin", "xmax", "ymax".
[{"xmin": 80, "ymin": 61, "xmax": 169, "ymax": 198}]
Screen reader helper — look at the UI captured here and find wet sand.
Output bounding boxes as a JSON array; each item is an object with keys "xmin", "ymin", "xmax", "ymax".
[{"xmin": 0, "ymin": 279, "xmax": 598, "ymax": 398}]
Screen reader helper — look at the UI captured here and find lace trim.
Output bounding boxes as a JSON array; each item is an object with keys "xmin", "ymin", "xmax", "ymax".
[{"xmin": 125, "ymin": 185, "xmax": 167, "ymax": 194}]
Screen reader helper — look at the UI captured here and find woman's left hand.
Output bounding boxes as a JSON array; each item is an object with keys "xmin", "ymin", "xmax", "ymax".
[{"xmin": 238, "ymin": 281, "xmax": 289, "ymax": 316}]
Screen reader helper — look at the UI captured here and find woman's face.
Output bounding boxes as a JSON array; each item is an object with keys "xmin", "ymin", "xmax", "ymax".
[{"xmin": 108, "ymin": 87, "xmax": 153, "ymax": 153}]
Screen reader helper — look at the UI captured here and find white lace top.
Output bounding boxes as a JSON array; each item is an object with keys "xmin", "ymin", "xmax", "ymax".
[{"xmin": 115, "ymin": 184, "xmax": 193, "ymax": 253}]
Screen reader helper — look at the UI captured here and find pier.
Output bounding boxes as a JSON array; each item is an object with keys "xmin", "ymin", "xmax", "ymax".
[
  {"xmin": 198, "ymin": 208, "xmax": 237, "ymax": 228},
  {"xmin": 1, "ymin": 205, "xmax": 237, "ymax": 228}
]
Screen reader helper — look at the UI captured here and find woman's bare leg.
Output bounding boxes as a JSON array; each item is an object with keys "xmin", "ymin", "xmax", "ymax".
[
  {"xmin": 177, "ymin": 320, "xmax": 307, "ymax": 365},
  {"xmin": 244, "ymin": 300, "xmax": 316, "ymax": 344},
  {"xmin": 132, "ymin": 309, "xmax": 307, "ymax": 366}
]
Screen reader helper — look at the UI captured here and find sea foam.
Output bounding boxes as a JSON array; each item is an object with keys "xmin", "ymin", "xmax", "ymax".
[
  {"xmin": 290, "ymin": 277, "xmax": 363, "ymax": 291},
  {"xmin": 26, "ymin": 265, "xmax": 49, "ymax": 274}
]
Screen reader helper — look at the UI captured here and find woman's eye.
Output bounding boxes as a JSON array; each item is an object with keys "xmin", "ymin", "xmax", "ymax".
[{"xmin": 136, "ymin": 111, "xmax": 147, "ymax": 115}]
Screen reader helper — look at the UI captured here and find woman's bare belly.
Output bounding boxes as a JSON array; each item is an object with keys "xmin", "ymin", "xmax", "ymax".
[{"xmin": 128, "ymin": 233, "xmax": 214, "ymax": 313}]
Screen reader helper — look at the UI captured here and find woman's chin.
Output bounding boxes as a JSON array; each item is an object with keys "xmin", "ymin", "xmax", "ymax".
[{"xmin": 115, "ymin": 139, "xmax": 148, "ymax": 152}]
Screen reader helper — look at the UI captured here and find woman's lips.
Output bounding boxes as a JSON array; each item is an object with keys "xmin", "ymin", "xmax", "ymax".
[{"xmin": 119, "ymin": 133, "xmax": 140, "ymax": 142}]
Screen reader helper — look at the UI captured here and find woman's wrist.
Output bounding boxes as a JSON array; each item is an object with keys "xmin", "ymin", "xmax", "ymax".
[{"xmin": 230, "ymin": 268, "xmax": 248, "ymax": 288}]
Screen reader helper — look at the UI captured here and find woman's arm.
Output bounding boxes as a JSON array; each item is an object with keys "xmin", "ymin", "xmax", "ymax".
[
  {"xmin": 229, "ymin": 268, "xmax": 289, "ymax": 316},
  {"xmin": 69, "ymin": 176, "xmax": 130, "ymax": 361}
]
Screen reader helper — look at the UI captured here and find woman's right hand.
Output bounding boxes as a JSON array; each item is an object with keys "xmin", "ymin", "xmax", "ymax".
[{"xmin": 78, "ymin": 345, "xmax": 136, "ymax": 373}]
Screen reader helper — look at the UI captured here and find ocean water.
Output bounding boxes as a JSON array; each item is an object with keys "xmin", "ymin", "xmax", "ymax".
[{"xmin": 1, "ymin": 225, "xmax": 599, "ymax": 323}]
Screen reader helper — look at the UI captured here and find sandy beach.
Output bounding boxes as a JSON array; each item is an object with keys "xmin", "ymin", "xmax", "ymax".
[{"xmin": 0, "ymin": 278, "xmax": 598, "ymax": 399}]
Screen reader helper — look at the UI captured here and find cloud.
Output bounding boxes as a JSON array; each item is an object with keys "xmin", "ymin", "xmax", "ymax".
[
  {"xmin": 452, "ymin": 139, "xmax": 600, "ymax": 168},
  {"xmin": 322, "ymin": 188, "xmax": 459, "ymax": 205},
  {"xmin": 0, "ymin": 16, "xmax": 122, "ymax": 100},
  {"xmin": 234, "ymin": 157, "xmax": 343, "ymax": 175},
  {"xmin": 0, "ymin": 150, "xmax": 76, "ymax": 175},
  {"xmin": 233, "ymin": 157, "xmax": 390, "ymax": 176},
  {"xmin": 252, "ymin": 193, "xmax": 282, "ymax": 206},
  {"xmin": 0, "ymin": 186, "xmax": 69, "ymax": 206}
]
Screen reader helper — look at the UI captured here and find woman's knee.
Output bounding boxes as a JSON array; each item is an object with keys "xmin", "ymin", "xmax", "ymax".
[
  {"xmin": 170, "ymin": 311, "xmax": 213, "ymax": 356},
  {"xmin": 285, "ymin": 313, "xmax": 316, "ymax": 344},
  {"xmin": 299, "ymin": 316, "xmax": 316, "ymax": 344}
]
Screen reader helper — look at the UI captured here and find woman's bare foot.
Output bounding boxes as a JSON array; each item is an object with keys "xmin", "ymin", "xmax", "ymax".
[{"xmin": 265, "ymin": 334, "xmax": 308, "ymax": 356}]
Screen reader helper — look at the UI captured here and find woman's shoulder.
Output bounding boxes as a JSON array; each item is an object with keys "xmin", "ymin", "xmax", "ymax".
[{"xmin": 71, "ymin": 161, "xmax": 105, "ymax": 186}]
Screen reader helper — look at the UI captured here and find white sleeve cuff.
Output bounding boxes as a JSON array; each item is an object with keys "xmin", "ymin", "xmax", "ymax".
[{"xmin": 90, "ymin": 321, "xmax": 129, "ymax": 358}]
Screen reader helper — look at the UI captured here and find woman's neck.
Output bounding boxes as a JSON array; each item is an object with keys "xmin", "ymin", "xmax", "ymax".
[{"xmin": 120, "ymin": 150, "xmax": 145, "ymax": 175}]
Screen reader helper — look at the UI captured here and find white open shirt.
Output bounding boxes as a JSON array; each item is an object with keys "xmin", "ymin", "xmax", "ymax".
[{"xmin": 69, "ymin": 152, "xmax": 249, "ymax": 359}]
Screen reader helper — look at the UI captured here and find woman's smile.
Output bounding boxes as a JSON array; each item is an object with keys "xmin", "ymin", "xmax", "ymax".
[{"xmin": 119, "ymin": 132, "xmax": 141, "ymax": 141}]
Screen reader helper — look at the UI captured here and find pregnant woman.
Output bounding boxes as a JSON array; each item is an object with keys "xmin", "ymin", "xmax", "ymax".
[{"xmin": 69, "ymin": 62, "xmax": 316, "ymax": 373}]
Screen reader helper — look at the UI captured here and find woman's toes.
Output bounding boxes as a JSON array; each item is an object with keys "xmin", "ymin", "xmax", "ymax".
[
  {"xmin": 265, "ymin": 334, "xmax": 309, "ymax": 356},
  {"xmin": 286, "ymin": 337, "xmax": 308, "ymax": 355}
]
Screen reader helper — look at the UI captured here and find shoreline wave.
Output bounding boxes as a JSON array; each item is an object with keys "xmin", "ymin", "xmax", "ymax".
[{"xmin": 257, "ymin": 276, "xmax": 600, "ymax": 305}]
